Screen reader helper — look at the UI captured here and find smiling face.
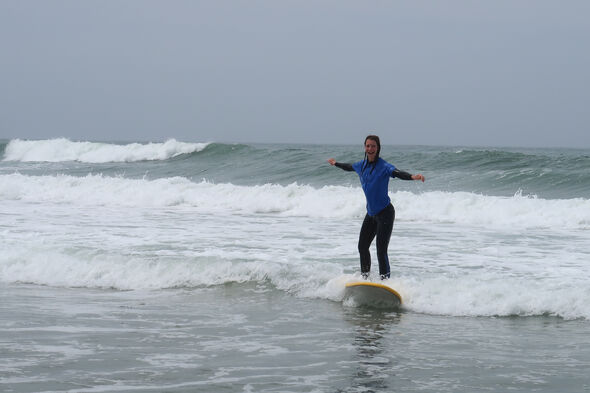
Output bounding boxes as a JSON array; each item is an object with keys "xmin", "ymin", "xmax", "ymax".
[{"xmin": 364, "ymin": 136, "xmax": 380, "ymax": 162}]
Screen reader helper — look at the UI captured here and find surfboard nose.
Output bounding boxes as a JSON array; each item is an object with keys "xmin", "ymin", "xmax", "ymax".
[{"xmin": 344, "ymin": 281, "xmax": 402, "ymax": 309}]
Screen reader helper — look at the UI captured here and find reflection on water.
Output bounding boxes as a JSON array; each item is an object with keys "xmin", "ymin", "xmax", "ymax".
[{"xmin": 340, "ymin": 307, "xmax": 403, "ymax": 393}]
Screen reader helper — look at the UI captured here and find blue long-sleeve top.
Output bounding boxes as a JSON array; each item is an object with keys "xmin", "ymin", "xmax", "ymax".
[{"xmin": 335, "ymin": 158, "xmax": 413, "ymax": 216}]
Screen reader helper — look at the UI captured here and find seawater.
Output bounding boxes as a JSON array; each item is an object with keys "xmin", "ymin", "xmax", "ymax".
[{"xmin": 1, "ymin": 138, "xmax": 590, "ymax": 392}]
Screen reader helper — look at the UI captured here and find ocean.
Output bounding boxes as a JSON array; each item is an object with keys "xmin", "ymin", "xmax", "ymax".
[{"xmin": 1, "ymin": 138, "xmax": 590, "ymax": 392}]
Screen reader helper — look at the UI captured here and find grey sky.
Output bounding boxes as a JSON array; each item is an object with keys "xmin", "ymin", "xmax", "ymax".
[{"xmin": 1, "ymin": 1, "xmax": 589, "ymax": 148}]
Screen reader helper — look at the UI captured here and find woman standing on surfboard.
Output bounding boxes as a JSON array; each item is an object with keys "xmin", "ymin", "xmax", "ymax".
[{"xmin": 328, "ymin": 135, "xmax": 425, "ymax": 280}]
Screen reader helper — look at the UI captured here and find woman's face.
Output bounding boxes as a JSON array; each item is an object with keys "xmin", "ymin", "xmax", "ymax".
[{"xmin": 364, "ymin": 139, "xmax": 378, "ymax": 162}]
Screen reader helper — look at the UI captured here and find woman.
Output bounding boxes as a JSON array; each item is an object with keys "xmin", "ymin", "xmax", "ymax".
[{"xmin": 328, "ymin": 135, "xmax": 425, "ymax": 280}]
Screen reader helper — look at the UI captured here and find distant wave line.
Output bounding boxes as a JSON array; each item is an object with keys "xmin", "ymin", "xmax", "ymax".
[{"xmin": 2, "ymin": 138, "xmax": 211, "ymax": 163}]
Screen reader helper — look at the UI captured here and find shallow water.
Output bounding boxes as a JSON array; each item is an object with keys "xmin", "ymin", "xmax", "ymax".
[{"xmin": 2, "ymin": 283, "xmax": 590, "ymax": 393}]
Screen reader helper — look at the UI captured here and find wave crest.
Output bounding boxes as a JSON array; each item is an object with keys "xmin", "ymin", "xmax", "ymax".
[
  {"xmin": 2, "ymin": 138, "xmax": 210, "ymax": 163},
  {"xmin": 2, "ymin": 173, "xmax": 589, "ymax": 229}
]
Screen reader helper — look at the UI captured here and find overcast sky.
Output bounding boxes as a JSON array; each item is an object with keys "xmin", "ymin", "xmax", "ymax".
[{"xmin": 1, "ymin": 1, "xmax": 589, "ymax": 148}]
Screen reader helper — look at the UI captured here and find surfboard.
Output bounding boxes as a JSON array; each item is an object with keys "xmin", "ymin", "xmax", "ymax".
[{"xmin": 344, "ymin": 281, "xmax": 402, "ymax": 308}]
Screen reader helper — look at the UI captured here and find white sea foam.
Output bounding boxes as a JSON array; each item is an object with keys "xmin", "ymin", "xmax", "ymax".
[
  {"xmin": 1, "ymin": 173, "xmax": 589, "ymax": 228},
  {"xmin": 3, "ymin": 241, "xmax": 589, "ymax": 320},
  {"xmin": 0, "ymin": 232, "xmax": 345, "ymax": 293},
  {"xmin": 2, "ymin": 173, "xmax": 590, "ymax": 320},
  {"xmin": 2, "ymin": 138, "xmax": 209, "ymax": 163},
  {"xmin": 395, "ymin": 273, "xmax": 590, "ymax": 320}
]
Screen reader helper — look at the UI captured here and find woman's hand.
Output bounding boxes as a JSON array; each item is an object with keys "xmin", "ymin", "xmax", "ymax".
[
  {"xmin": 327, "ymin": 158, "xmax": 336, "ymax": 166},
  {"xmin": 412, "ymin": 174, "xmax": 425, "ymax": 182}
]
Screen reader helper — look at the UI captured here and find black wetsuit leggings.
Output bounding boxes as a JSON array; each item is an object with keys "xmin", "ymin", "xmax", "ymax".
[{"xmin": 358, "ymin": 203, "xmax": 395, "ymax": 278}]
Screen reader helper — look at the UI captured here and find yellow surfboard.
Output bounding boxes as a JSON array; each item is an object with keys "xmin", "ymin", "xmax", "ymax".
[{"xmin": 344, "ymin": 281, "xmax": 402, "ymax": 308}]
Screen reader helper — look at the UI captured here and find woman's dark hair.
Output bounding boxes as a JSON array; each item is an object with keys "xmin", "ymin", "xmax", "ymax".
[{"xmin": 362, "ymin": 134, "xmax": 381, "ymax": 174}]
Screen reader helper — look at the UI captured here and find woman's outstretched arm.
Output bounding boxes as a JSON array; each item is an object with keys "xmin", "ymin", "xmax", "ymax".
[
  {"xmin": 392, "ymin": 169, "xmax": 425, "ymax": 181},
  {"xmin": 327, "ymin": 158, "xmax": 354, "ymax": 171}
]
